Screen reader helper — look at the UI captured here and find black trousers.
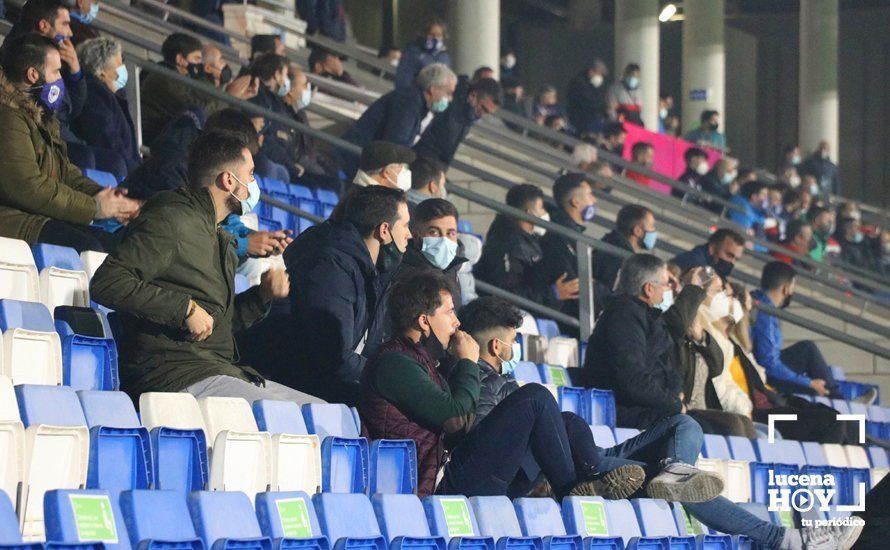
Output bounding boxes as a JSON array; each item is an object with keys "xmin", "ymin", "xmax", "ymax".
[
  {"xmin": 38, "ymin": 219, "xmax": 121, "ymax": 253},
  {"xmin": 753, "ymin": 396, "xmax": 857, "ymax": 444}
]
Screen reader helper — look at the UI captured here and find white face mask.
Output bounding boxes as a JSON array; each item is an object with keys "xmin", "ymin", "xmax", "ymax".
[
  {"xmin": 387, "ymin": 166, "xmax": 412, "ymax": 191},
  {"xmin": 789, "ymin": 174, "xmax": 801, "ymax": 187},
  {"xmin": 532, "ymin": 211, "xmax": 549, "ymax": 236},
  {"xmin": 695, "ymin": 162, "xmax": 709, "ymax": 176},
  {"xmin": 707, "ymin": 291, "xmax": 731, "ymax": 320},
  {"xmin": 659, "ymin": 107, "xmax": 668, "ymax": 120},
  {"xmin": 590, "ymin": 74, "xmax": 604, "ymax": 88},
  {"xmin": 502, "ymin": 54, "xmax": 516, "ymax": 69},
  {"xmin": 730, "ymin": 298, "xmax": 744, "ymax": 324},
  {"xmin": 298, "ymin": 87, "xmax": 312, "ymax": 109}
]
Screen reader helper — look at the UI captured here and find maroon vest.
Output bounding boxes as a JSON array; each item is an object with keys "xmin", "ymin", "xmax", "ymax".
[{"xmin": 359, "ymin": 337, "xmax": 446, "ymax": 497}]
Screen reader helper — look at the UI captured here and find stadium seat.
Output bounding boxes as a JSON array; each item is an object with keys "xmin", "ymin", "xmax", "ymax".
[
  {"xmin": 518, "ymin": 334, "xmax": 546, "ymax": 364},
  {"xmin": 701, "ymin": 435, "xmax": 731, "ymax": 460},
  {"xmin": 544, "ymin": 337, "xmax": 578, "ymax": 368},
  {"xmin": 600, "ymin": 499, "xmax": 671, "ymax": 549},
  {"xmin": 822, "ymin": 444, "xmax": 849, "ymax": 467},
  {"xmin": 517, "ymin": 313, "xmax": 539, "ymax": 337},
  {"xmin": 558, "ymin": 497, "xmax": 633, "ymax": 549},
  {"xmin": 0, "ymin": 299, "xmax": 63, "ymax": 385},
  {"xmin": 612, "ymin": 428, "xmax": 640, "ymax": 445},
  {"xmin": 0, "ymin": 490, "xmax": 37, "ymax": 550},
  {"xmin": 83, "ymin": 169, "xmax": 118, "ymax": 188},
  {"xmin": 697, "ymin": 434, "xmax": 751, "ymax": 503},
  {"xmin": 538, "ymin": 365, "xmax": 569, "ymax": 387},
  {"xmin": 469, "ymin": 496, "xmax": 540, "ymax": 550},
  {"xmin": 189, "ymin": 491, "xmax": 273, "ymax": 550},
  {"xmin": 557, "ymin": 387, "xmax": 586, "ymax": 419},
  {"xmin": 312, "ymin": 493, "xmax": 386, "ymax": 550},
  {"xmin": 14, "ymin": 384, "xmax": 90, "ymax": 541},
  {"xmin": 867, "ymin": 405, "xmax": 887, "ymax": 422},
  {"xmin": 423, "ymin": 495, "xmax": 494, "ymax": 550},
  {"xmin": 31, "ymin": 244, "xmax": 90, "ymax": 312},
  {"xmin": 512, "ymin": 362, "xmax": 542, "ymax": 384},
  {"xmin": 0, "ymin": 376, "xmax": 24, "ymax": 510},
  {"xmin": 302, "ymin": 404, "xmax": 369, "ymax": 493},
  {"xmin": 236, "ymin": 274, "xmax": 251, "ymax": 294},
  {"xmin": 726, "ymin": 436, "xmax": 757, "ymax": 461},
  {"xmin": 754, "ymin": 439, "xmax": 807, "ymax": 467},
  {"xmin": 119, "ymin": 490, "xmax": 203, "ymax": 550},
  {"xmin": 55, "ymin": 306, "xmax": 118, "ymax": 391},
  {"xmin": 79, "ymin": 251, "xmax": 108, "ymax": 281},
  {"xmin": 800, "ymin": 441, "xmax": 828, "ymax": 466},
  {"xmin": 138, "ymin": 392, "xmax": 209, "ymax": 492},
  {"xmin": 0, "ymin": 237, "xmax": 40, "ymax": 302},
  {"xmin": 253, "ymin": 400, "xmax": 323, "ymax": 494},
  {"xmin": 513, "ymin": 498, "xmax": 583, "ymax": 550},
  {"xmin": 585, "ymin": 390, "xmax": 616, "ymax": 428},
  {"xmin": 535, "ymin": 320, "xmax": 560, "ymax": 340},
  {"xmin": 631, "ymin": 499, "xmax": 701, "ymax": 549},
  {"xmin": 255, "ymin": 491, "xmax": 329, "ymax": 549},
  {"xmin": 588, "ymin": 425, "xmax": 616, "ymax": 448},
  {"xmin": 868, "ymin": 446, "xmax": 889, "ymax": 468},
  {"xmin": 44, "ymin": 489, "xmax": 129, "ymax": 550},
  {"xmin": 77, "ymin": 390, "xmax": 151, "ymax": 490},
  {"xmin": 197, "ymin": 396, "xmax": 273, "ymax": 498},
  {"xmin": 369, "ymin": 439, "xmax": 417, "ymax": 494},
  {"xmin": 831, "ymin": 399, "xmax": 851, "ymax": 415},
  {"xmin": 844, "ymin": 445, "xmax": 871, "ymax": 469},
  {"xmin": 372, "ymin": 494, "xmax": 446, "ymax": 550}
]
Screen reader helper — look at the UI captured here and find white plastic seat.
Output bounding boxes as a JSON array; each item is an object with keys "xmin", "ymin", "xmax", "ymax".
[
  {"xmin": 517, "ymin": 311, "xmax": 539, "ymax": 336},
  {"xmin": 0, "ymin": 237, "xmax": 40, "ymax": 302},
  {"xmin": 544, "ymin": 336, "xmax": 579, "ymax": 367},
  {"xmin": 139, "ymin": 392, "xmax": 206, "ymax": 432},
  {"xmin": 31, "ymin": 245, "xmax": 90, "ymax": 314},
  {"xmin": 696, "ymin": 458, "xmax": 750, "ymax": 503},
  {"xmin": 197, "ymin": 397, "xmax": 272, "ymax": 498},
  {"xmin": 0, "ymin": 376, "xmax": 24, "ymax": 507},
  {"xmin": 0, "ymin": 301, "xmax": 63, "ymax": 386},
  {"xmin": 253, "ymin": 400, "xmax": 322, "ymax": 494},
  {"xmin": 822, "ymin": 444, "xmax": 849, "ymax": 467},
  {"xmin": 871, "ymin": 468, "xmax": 889, "ymax": 488},
  {"xmin": 521, "ymin": 334, "xmax": 547, "ymax": 364},
  {"xmin": 844, "ymin": 445, "xmax": 871, "ymax": 469},
  {"xmin": 79, "ymin": 251, "xmax": 108, "ymax": 281}
]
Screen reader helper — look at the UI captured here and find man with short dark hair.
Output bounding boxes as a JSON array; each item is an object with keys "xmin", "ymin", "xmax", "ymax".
[
  {"xmin": 567, "ymin": 59, "xmax": 609, "ymax": 136},
  {"xmin": 283, "ymin": 185, "xmax": 412, "ymax": 405},
  {"xmin": 406, "ymin": 156, "xmax": 446, "ymax": 208},
  {"xmin": 729, "ymin": 180, "xmax": 769, "ymax": 237},
  {"xmin": 249, "ymin": 53, "xmax": 302, "ymax": 181},
  {"xmin": 772, "ymin": 219, "xmax": 813, "ymax": 267},
  {"xmin": 675, "ymin": 147, "xmax": 708, "ymax": 203},
  {"xmin": 606, "ymin": 63, "xmax": 642, "ymax": 124},
  {"xmin": 673, "ymin": 228, "xmax": 746, "ymax": 279},
  {"xmin": 593, "ymin": 204, "xmax": 657, "ymax": 292},
  {"xmin": 308, "ymin": 47, "xmax": 359, "ymax": 87},
  {"xmin": 625, "ymin": 141, "xmax": 670, "ymax": 194},
  {"xmin": 684, "ymin": 110, "xmax": 725, "ymax": 150},
  {"xmin": 90, "ymin": 131, "xmax": 320, "ymax": 403}
]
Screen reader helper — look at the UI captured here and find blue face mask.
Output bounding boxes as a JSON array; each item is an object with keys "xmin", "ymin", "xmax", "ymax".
[
  {"xmin": 656, "ymin": 289, "xmax": 674, "ymax": 312},
  {"xmin": 277, "ymin": 75, "xmax": 291, "ymax": 97},
  {"xmin": 497, "ymin": 339, "xmax": 521, "ymax": 376},
  {"xmin": 229, "ymin": 172, "xmax": 261, "ymax": 215},
  {"xmin": 113, "ymin": 64, "xmax": 128, "ymax": 91},
  {"xmin": 626, "ymin": 76, "xmax": 640, "ymax": 90},
  {"xmin": 37, "ymin": 77, "xmax": 66, "ymax": 112},
  {"xmin": 421, "ymin": 236, "xmax": 458, "ymax": 269},
  {"xmin": 853, "ymin": 232, "xmax": 864, "ymax": 244},
  {"xmin": 431, "ymin": 96, "xmax": 450, "ymax": 113},
  {"xmin": 72, "ymin": 2, "xmax": 99, "ymax": 23},
  {"xmin": 642, "ymin": 230, "xmax": 658, "ymax": 250},
  {"xmin": 581, "ymin": 204, "xmax": 596, "ymax": 222}
]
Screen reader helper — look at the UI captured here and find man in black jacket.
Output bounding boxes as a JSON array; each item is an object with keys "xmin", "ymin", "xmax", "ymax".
[
  {"xmin": 593, "ymin": 204, "xmax": 657, "ymax": 292},
  {"xmin": 475, "ymin": 184, "xmax": 579, "ymax": 311},
  {"xmin": 282, "ymin": 186, "xmax": 411, "ymax": 405},
  {"xmin": 250, "ymin": 53, "xmax": 302, "ymax": 181},
  {"xmin": 585, "ymin": 253, "xmax": 707, "ymax": 430},
  {"xmin": 566, "ymin": 59, "xmax": 609, "ymax": 137}
]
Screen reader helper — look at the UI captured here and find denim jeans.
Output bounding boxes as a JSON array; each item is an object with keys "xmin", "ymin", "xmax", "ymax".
[{"xmin": 685, "ymin": 497, "xmax": 785, "ymax": 548}]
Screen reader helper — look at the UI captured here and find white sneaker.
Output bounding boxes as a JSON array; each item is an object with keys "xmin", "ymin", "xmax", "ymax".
[
  {"xmin": 645, "ymin": 460, "xmax": 723, "ymax": 503},
  {"xmin": 783, "ymin": 523, "xmax": 865, "ymax": 550}
]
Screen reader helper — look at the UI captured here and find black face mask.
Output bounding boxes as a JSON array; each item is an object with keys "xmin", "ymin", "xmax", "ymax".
[
  {"xmin": 187, "ymin": 62, "xmax": 204, "ymax": 80},
  {"xmin": 713, "ymin": 257, "xmax": 734, "ymax": 279},
  {"xmin": 377, "ymin": 240, "xmax": 403, "ymax": 273},
  {"xmin": 419, "ymin": 325, "xmax": 448, "ymax": 361},
  {"xmin": 780, "ymin": 294, "xmax": 793, "ymax": 309},
  {"xmin": 219, "ymin": 65, "xmax": 233, "ymax": 87}
]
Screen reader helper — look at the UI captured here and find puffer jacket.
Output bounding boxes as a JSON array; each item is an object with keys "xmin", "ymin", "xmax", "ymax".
[
  {"xmin": 0, "ymin": 72, "xmax": 103, "ymax": 243},
  {"xmin": 473, "ymin": 359, "xmax": 519, "ymax": 428}
]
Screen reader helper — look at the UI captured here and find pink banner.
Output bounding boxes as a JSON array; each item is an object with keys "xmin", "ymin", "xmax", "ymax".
[{"xmin": 621, "ymin": 122, "xmax": 722, "ymax": 194}]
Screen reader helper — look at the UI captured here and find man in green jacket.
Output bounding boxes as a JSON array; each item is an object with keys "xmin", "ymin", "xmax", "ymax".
[
  {"xmin": 90, "ymin": 130, "xmax": 322, "ymax": 404},
  {"xmin": 0, "ymin": 33, "xmax": 139, "ymax": 251}
]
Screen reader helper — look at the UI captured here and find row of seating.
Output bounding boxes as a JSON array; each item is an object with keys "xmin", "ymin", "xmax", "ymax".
[{"xmin": 257, "ymin": 177, "xmax": 337, "ymax": 235}]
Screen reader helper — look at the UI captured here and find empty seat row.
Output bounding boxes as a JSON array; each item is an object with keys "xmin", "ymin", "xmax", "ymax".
[{"xmin": 514, "ymin": 333, "xmax": 580, "ymax": 368}]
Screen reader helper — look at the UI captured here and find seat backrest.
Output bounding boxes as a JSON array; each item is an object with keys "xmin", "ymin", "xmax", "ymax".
[
  {"xmin": 560, "ymin": 497, "xmax": 611, "ymax": 538},
  {"xmin": 255, "ymin": 491, "xmax": 322, "ymax": 540},
  {"xmin": 119, "ymin": 490, "xmax": 198, "ymax": 546},
  {"xmin": 602, "ymin": 500, "xmax": 643, "ymax": 545},
  {"xmin": 371, "ymin": 494, "xmax": 432, "ymax": 541},
  {"xmin": 848, "ymin": 402, "xmax": 868, "ymax": 417},
  {"xmin": 513, "ymin": 362, "xmax": 542, "ymax": 384},
  {"xmin": 868, "ymin": 446, "xmax": 889, "ymax": 468},
  {"xmin": 630, "ymin": 499, "xmax": 679, "ymax": 538},
  {"xmin": 0, "ymin": 237, "xmax": 39, "ymax": 302},
  {"xmin": 253, "ymin": 399, "xmax": 309, "ymax": 435},
  {"xmin": 539, "ymin": 364, "xmax": 569, "ymax": 387},
  {"xmin": 188, "ymin": 491, "xmax": 264, "ymax": 546},
  {"xmin": 517, "ymin": 312, "xmax": 539, "ymax": 336},
  {"xmin": 289, "ymin": 184, "xmax": 314, "ymax": 200},
  {"xmin": 702, "ymin": 434, "xmax": 731, "ymax": 460},
  {"xmin": 468, "ymin": 496, "xmax": 523, "ymax": 539},
  {"xmin": 423, "ymin": 496, "xmax": 479, "ymax": 540},
  {"xmin": 0, "ymin": 237, "xmax": 36, "ymax": 267},
  {"xmin": 83, "ymin": 169, "xmax": 118, "ymax": 188},
  {"xmin": 0, "ymin": 491, "xmax": 21, "ymax": 544},
  {"xmin": 587, "ymin": 389, "xmax": 616, "ymax": 428},
  {"xmin": 867, "ymin": 405, "xmax": 887, "ymax": 422},
  {"xmin": 589, "ymin": 425, "xmax": 616, "ymax": 448},
  {"xmin": 315, "ymin": 189, "xmax": 339, "ymax": 206},
  {"xmin": 0, "ymin": 375, "xmax": 20, "ymax": 423},
  {"xmin": 844, "ymin": 445, "xmax": 871, "ymax": 469},
  {"xmin": 0, "ymin": 299, "xmax": 54, "ymax": 332},
  {"xmin": 831, "ymin": 399, "xmax": 851, "ymax": 414},
  {"xmin": 513, "ymin": 498, "xmax": 568, "ymax": 537},
  {"xmin": 313, "ymin": 493, "xmax": 381, "ymax": 541},
  {"xmin": 822, "ymin": 444, "xmax": 849, "ymax": 467},
  {"xmin": 15, "ymin": 384, "xmax": 86, "ymax": 427},
  {"xmin": 44, "ymin": 489, "xmax": 129, "ymax": 549},
  {"xmin": 139, "ymin": 392, "xmax": 206, "ymax": 432},
  {"xmin": 756, "ymin": 439, "xmax": 806, "ymax": 466},
  {"xmin": 801, "ymin": 441, "xmax": 829, "ymax": 466},
  {"xmin": 301, "ymin": 404, "xmax": 360, "ymax": 439},
  {"xmin": 32, "ymin": 244, "xmax": 85, "ymax": 272},
  {"xmin": 79, "ymin": 251, "xmax": 108, "ymax": 281},
  {"xmin": 55, "ymin": 306, "xmax": 106, "ymax": 338},
  {"xmin": 77, "ymin": 390, "xmax": 140, "ymax": 429},
  {"xmin": 197, "ymin": 396, "xmax": 258, "ymax": 442},
  {"xmin": 536, "ymin": 319, "xmax": 560, "ymax": 340},
  {"xmin": 727, "ymin": 435, "xmax": 757, "ymax": 461}
]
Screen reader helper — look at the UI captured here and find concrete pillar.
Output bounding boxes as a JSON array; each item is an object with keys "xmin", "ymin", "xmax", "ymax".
[
  {"xmin": 614, "ymin": 0, "xmax": 659, "ymax": 130},
  {"xmin": 568, "ymin": 0, "xmax": 601, "ymax": 28},
  {"xmin": 681, "ymin": 0, "xmax": 725, "ymax": 135},
  {"xmin": 799, "ymin": 0, "xmax": 839, "ymax": 154},
  {"xmin": 448, "ymin": 0, "xmax": 501, "ymax": 79}
]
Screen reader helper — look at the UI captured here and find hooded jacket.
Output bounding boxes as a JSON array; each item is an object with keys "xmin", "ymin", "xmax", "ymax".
[{"xmin": 0, "ymin": 72, "xmax": 103, "ymax": 243}]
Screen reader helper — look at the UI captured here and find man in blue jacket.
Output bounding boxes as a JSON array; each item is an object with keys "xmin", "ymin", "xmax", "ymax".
[
  {"xmin": 395, "ymin": 18, "xmax": 451, "ymax": 89},
  {"xmin": 728, "ymin": 180, "xmax": 768, "ymax": 239}
]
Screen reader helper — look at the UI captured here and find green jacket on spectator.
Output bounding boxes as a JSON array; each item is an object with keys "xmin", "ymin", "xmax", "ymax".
[
  {"xmin": 90, "ymin": 186, "xmax": 271, "ymax": 398},
  {"xmin": 0, "ymin": 73, "xmax": 102, "ymax": 243},
  {"xmin": 140, "ymin": 62, "xmax": 225, "ymax": 147}
]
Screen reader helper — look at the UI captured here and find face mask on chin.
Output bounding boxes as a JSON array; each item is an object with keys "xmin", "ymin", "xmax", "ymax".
[
  {"xmin": 419, "ymin": 322, "xmax": 448, "ymax": 361},
  {"xmin": 496, "ymin": 339, "xmax": 520, "ymax": 376}
]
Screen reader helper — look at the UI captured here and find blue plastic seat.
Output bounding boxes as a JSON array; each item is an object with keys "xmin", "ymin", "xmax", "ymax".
[
  {"xmin": 589, "ymin": 426, "xmax": 616, "ymax": 448},
  {"xmin": 801, "ymin": 442, "xmax": 829, "ymax": 466},
  {"xmin": 32, "ymin": 243, "xmax": 84, "ymax": 272},
  {"xmin": 302, "ymin": 404, "xmax": 369, "ymax": 493},
  {"xmin": 725, "ymin": 436, "xmax": 757, "ymax": 461},
  {"xmin": 149, "ymin": 427, "xmax": 208, "ymax": 492},
  {"xmin": 701, "ymin": 435, "xmax": 731, "ymax": 460},
  {"xmin": 513, "ymin": 498, "xmax": 582, "ymax": 550},
  {"xmin": 259, "ymin": 217, "xmax": 284, "ymax": 233},
  {"xmin": 750, "ymin": 463, "xmax": 798, "ymax": 505},
  {"xmin": 312, "ymin": 493, "xmax": 386, "ymax": 550},
  {"xmin": 754, "ymin": 440, "xmax": 807, "ymax": 467},
  {"xmin": 119, "ymin": 490, "xmax": 204, "ymax": 550},
  {"xmin": 612, "ymin": 428, "xmax": 640, "ymax": 445},
  {"xmin": 512, "ymin": 363, "xmax": 542, "ymax": 384},
  {"xmin": 535, "ymin": 320, "xmax": 560, "ymax": 340},
  {"xmin": 469, "ymin": 496, "xmax": 540, "ymax": 550},
  {"xmin": 0, "ymin": 491, "xmax": 40, "ymax": 550},
  {"xmin": 586, "ymin": 390, "xmax": 616, "ymax": 428},
  {"xmin": 77, "ymin": 390, "xmax": 152, "ymax": 490},
  {"xmin": 371, "ymin": 494, "xmax": 445, "ymax": 550},
  {"xmin": 423, "ymin": 496, "xmax": 494, "ymax": 550},
  {"xmin": 189, "ymin": 491, "xmax": 273, "ymax": 550},
  {"xmin": 457, "ymin": 220, "xmax": 474, "ymax": 234},
  {"xmin": 867, "ymin": 405, "xmax": 887, "ymax": 422},
  {"xmin": 44, "ymin": 489, "xmax": 131, "ymax": 550},
  {"xmin": 0, "ymin": 298, "xmax": 55, "ymax": 332},
  {"xmin": 84, "ymin": 168, "xmax": 119, "ymax": 187},
  {"xmin": 538, "ymin": 365, "xmax": 569, "ymax": 387},
  {"xmin": 600, "ymin": 499, "xmax": 670, "ymax": 549},
  {"xmin": 558, "ymin": 497, "xmax": 631, "ymax": 549},
  {"xmin": 831, "ymin": 399, "xmax": 851, "ymax": 415},
  {"xmin": 557, "ymin": 387, "xmax": 586, "ymax": 419},
  {"xmin": 255, "ymin": 492, "xmax": 330, "ymax": 550},
  {"xmin": 314, "ymin": 189, "xmax": 339, "ymax": 208},
  {"xmin": 631, "ymin": 499, "xmax": 706, "ymax": 550},
  {"xmin": 15, "ymin": 384, "xmax": 85, "ymax": 428},
  {"xmin": 868, "ymin": 446, "xmax": 889, "ymax": 468},
  {"xmin": 302, "ymin": 405, "xmax": 361, "ymax": 439},
  {"xmin": 254, "ymin": 400, "xmax": 310, "ymax": 435},
  {"xmin": 369, "ymin": 439, "xmax": 417, "ymax": 494},
  {"xmin": 55, "ymin": 308, "xmax": 118, "ymax": 391}
]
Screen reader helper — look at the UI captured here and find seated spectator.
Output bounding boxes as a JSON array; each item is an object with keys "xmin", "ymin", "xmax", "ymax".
[
  {"xmin": 772, "ymin": 219, "xmax": 813, "ymax": 268},
  {"xmin": 74, "ymin": 37, "xmax": 141, "ymax": 176},
  {"xmin": 835, "ymin": 216, "xmax": 878, "ymax": 272},
  {"xmin": 531, "ymin": 84, "xmax": 563, "ymax": 125},
  {"xmin": 781, "ymin": 144, "xmax": 802, "ymax": 171},
  {"xmin": 69, "ymin": 0, "xmax": 100, "ymax": 45},
  {"xmin": 728, "ymin": 180, "xmax": 768, "ymax": 239},
  {"xmin": 500, "ymin": 77, "xmax": 528, "ymax": 126},
  {"xmin": 698, "ymin": 157, "xmax": 737, "ymax": 212},
  {"xmin": 807, "ymin": 206, "xmax": 841, "ymax": 262},
  {"xmin": 296, "ymin": 0, "xmax": 346, "ymax": 42},
  {"xmin": 413, "ymin": 77, "xmax": 502, "ymax": 165},
  {"xmin": 657, "ymin": 93, "xmax": 674, "ymax": 134},
  {"xmin": 250, "ymin": 53, "xmax": 303, "ymax": 182},
  {"xmin": 684, "ymin": 110, "xmax": 726, "ymax": 151},
  {"xmin": 406, "ymin": 156, "xmax": 447, "ymax": 208},
  {"xmin": 540, "ymin": 173, "xmax": 597, "ymax": 332},
  {"xmin": 378, "ymin": 45, "xmax": 401, "ymax": 68},
  {"xmin": 471, "ymin": 66, "xmax": 495, "ymax": 83},
  {"xmin": 625, "ymin": 141, "xmax": 670, "ymax": 194},
  {"xmin": 90, "ymin": 130, "xmax": 321, "ymax": 404},
  {"xmin": 500, "ymin": 48, "xmax": 517, "ymax": 79},
  {"xmin": 673, "ymin": 228, "xmax": 746, "ymax": 279},
  {"xmin": 606, "ymin": 63, "xmax": 642, "ymax": 125},
  {"xmin": 799, "ymin": 140, "xmax": 839, "ymax": 197},
  {"xmin": 283, "ymin": 186, "xmax": 411, "ymax": 405},
  {"xmin": 584, "ymin": 254, "xmax": 706, "ymax": 429},
  {"xmin": 308, "ymin": 47, "xmax": 359, "ymax": 88},
  {"xmin": 593, "ymin": 204, "xmax": 657, "ymax": 292},
  {"xmin": 351, "ymin": 141, "xmax": 415, "ymax": 192},
  {"xmin": 599, "ymin": 121, "xmax": 627, "ymax": 172},
  {"xmin": 201, "ymin": 44, "xmax": 233, "ymax": 88},
  {"xmin": 778, "ymin": 165, "xmax": 801, "ymax": 189},
  {"xmin": 395, "ymin": 17, "xmax": 450, "ymax": 89},
  {"xmin": 343, "ymin": 62, "xmax": 457, "ymax": 167},
  {"xmin": 801, "ymin": 173, "xmax": 821, "ymax": 200},
  {"xmin": 750, "ymin": 262, "xmax": 869, "ymax": 402},
  {"xmin": 0, "ymin": 33, "xmax": 138, "ymax": 252},
  {"xmin": 674, "ymin": 147, "xmax": 708, "ymax": 203},
  {"xmin": 781, "ymin": 189, "xmax": 803, "ymax": 226},
  {"xmin": 570, "ymin": 143, "xmax": 597, "ymax": 172},
  {"xmin": 250, "ymin": 34, "xmax": 285, "ymax": 60},
  {"xmin": 141, "ymin": 33, "xmax": 256, "ymax": 147},
  {"xmin": 567, "ymin": 59, "xmax": 609, "ymax": 136},
  {"xmin": 475, "ymin": 184, "xmax": 578, "ymax": 309}
]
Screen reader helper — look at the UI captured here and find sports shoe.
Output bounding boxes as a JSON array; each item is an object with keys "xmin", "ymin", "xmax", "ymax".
[
  {"xmin": 852, "ymin": 388, "xmax": 878, "ymax": 406},
  {"xmin": 645, "ymin": 460, "xmax": 723, "ymax": 503},
  {"xmin": 780, "ymin": 522, "xmax": 864, "ymax": 549},
  {"xmin": 569, "ymin": 464, "xmax": 646, "ymax": 500}
]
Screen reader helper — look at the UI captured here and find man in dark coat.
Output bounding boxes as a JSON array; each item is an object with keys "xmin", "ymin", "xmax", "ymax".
[
  {"xmin": 69, "ymin": 0, "xmax": 100, "ymax": 45},
  {"xmin": 566, "ymin": 60, "xmax": 609, "ymax": 136},
  {"xmin": 584, "ymin": 254, "xmax": 707, "ymax": 430},
  {"xmin": 672, "ymin": 228, "xmax": 746, "ymax": 280},
  {"xmin": 593, "ymin": 204, "xmax": 657, "ymax": 293},
  {"xmin": 413, "ymin": 77, "xmax": 502, "ymax": 165},
  {"xmin": 249, "ymin": 53, "xmax": 301, "ymax": 181},
  {"xmin": 296, "ymin": 0, "xmax": 346, "ymax": 42},
  {"xmin": 282, "ymin": 186, "xmax": 411, "ymax": 406},
  {"xmin": 799, "ymin": 141, "xmax": 840, "ymax": 196},
  {"xmin": 395, "ymin": 18, "xmax": 451, "ymax": 89}
]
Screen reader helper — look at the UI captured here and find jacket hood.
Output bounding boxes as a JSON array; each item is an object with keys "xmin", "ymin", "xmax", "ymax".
[
  {"xmin": 284, "ymin": 220, "xmax": 377, "ymax": 277},
  {"xmin": 0, "ymin": 71, "xmax": 44, "ymax": 122}
]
